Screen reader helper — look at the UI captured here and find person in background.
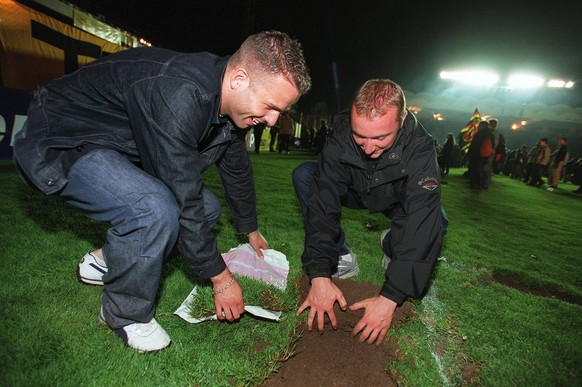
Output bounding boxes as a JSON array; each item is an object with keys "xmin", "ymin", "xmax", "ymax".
[
  {"xmin": 293, "ymin": 79, "xmax": 446, "ymax": 345},
  {"xmin": 522, "ymin": 144, "xmax": 538, "ymax": 184},
  {"xmin": 511, "ymin": 145, "xmax": 529, "ymax": 180},
  {"xmin": 528, "ymin": 138, "xmax": 552, "ymax": 187},
  {"xmin": 313, "ymin": 119, "xmax": 329, "ymax": 155},
  {"xmin": 466, "ymin": 120, "xmax": 493, "ymax": 189},
  {"xmin": 269, "ymin": 122, "xmax": 279, "ymax": 152},
  {"xmin": 547, "ymin": 137, "xmax": 569, "ymax": 191},
  {"xmin": 13, "ymin": 30, "xmax": 311, "ymax": 352},
  {"xmin": 278, "ymin": 110, "xmax": 294, "ymax": 155},
  {"xmin": 483, "ymin": 118, "xmax": 499, "ymax": 186},
  {"xmin": 439, "ymin": 132, "xmax": 455, "ymax": 176},
  {"xmin": 253, "ymin": 122, "xmax": 267, "ymax": 154}
]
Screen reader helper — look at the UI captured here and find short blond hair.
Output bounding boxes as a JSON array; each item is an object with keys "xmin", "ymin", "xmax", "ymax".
[
  {"xmin": 352, "ymin": 79, "xmax": 406, "ymax": 120},
  {"xmin": 229, "ymin": 30, "xmax": 311, "ymax": 95}
]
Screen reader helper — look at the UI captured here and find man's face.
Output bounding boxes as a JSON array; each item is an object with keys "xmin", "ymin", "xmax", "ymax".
[
  {"xmin": 228, "ymin": 72, "xmax": 299, "ymax": 129},
  {"xmin": 350, "ymin": 106, "xmax": 403, "ymax": 159}
]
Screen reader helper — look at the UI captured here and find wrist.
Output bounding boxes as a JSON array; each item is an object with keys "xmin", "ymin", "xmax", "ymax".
[
  {"xmin": 212, "ymin": 275, "xmax": 236, "ymax": 295},
  {"xmin": 211, "ymin": 269, "xmax": 233, "ymax": 286}
]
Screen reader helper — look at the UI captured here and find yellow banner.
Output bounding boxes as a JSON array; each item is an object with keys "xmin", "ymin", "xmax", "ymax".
[{"xmin": 0, "ymin": 0, "xmax": 125, "ymax": 90}]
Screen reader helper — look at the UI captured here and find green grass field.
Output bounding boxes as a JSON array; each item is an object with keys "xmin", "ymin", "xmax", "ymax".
[{"xmin": 1, "ymin": 150, "xmax": 581, "ymax": 386}]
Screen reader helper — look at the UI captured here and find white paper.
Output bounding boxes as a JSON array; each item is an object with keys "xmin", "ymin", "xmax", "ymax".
[{"xmin": 174, "ymin": 286, "xmax": 282, "ymax": 324}]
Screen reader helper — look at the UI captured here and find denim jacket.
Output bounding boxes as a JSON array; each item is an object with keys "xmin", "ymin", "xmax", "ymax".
[{"xmin": 14, "ymin": 47, "xmax": 258, "ymax": 278}]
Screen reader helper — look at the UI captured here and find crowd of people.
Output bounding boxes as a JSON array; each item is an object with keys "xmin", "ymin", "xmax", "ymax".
[
  {"xmin": 248, "ymin": 114, "xmax": 330, "ymax": 155},
  {"xmin": 433, "ymin": 117, "xmax": 580, "ymax": 194}
]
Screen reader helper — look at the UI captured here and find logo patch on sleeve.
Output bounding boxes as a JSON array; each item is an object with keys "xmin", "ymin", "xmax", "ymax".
[{"xmin": 418, "ymin": 176, "xmax": 439, "ymax": 191}]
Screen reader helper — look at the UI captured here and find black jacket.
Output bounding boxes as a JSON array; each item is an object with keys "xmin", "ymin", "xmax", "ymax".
[
  {"xmin": 14, "ymin": 47, "xmax": 258, "ymax": 279},
  {"xmin": 302, "ymin": 110, "xmax": 443, "ymax": 304}
]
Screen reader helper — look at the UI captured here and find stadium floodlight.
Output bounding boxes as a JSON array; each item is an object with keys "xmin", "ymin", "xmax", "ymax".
[
  {"xmin": 507, "ymin": 74, "xmax": 544, "ymax": 88},
  {"xmin": 547, "ymin": 79, "xmax": 575, "ymax": 88},
  {"xmin": 439, "ymin": 70, "xmax": 499, "ymax": 86}
]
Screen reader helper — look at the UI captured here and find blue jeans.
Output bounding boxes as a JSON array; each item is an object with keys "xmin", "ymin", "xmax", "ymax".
[
  {"xmin": 292, "ymin": 161, "xmax": 449, "ymax": 258},
  {"xmin": 60, "ymin": 150, "xmax": 221, "ymax": 328}
]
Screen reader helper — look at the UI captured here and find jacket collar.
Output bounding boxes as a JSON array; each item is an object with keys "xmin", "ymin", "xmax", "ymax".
[{"xmin": 213, "ymin": 56, "xmax": 230, "ymax": 125}]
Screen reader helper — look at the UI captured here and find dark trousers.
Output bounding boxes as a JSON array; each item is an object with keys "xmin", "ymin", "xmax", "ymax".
[
  {"xmin": 253, "ymin": 126, "xmax": 264, "ymax": 153},
  {"xmin": 278, "ymin": 134, "xmax": 292, "ymax": 153}
]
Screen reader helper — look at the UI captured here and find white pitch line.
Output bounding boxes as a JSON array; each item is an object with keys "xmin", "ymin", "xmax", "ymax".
[{"xmin": 421, "ymin": 260, "xmax": 450, "ymax": 386}]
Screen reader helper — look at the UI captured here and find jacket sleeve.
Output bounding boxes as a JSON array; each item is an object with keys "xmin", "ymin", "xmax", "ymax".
[
  {"xmin": 301, "ymin": 136, "xmax": 350, "ymax": 279},
  {"xmin": 380, "ymin": 138, "xmax": 443, "ymax": 305},
  {"xmin": 215, "ymin": 129, "xmax": 259, "ymax": 234},
  {"xmin": 127, "ymin": 78, "xmax": 226, "ymax": 279}
]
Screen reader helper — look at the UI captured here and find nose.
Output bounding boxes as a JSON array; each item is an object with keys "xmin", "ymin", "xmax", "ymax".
[
  {"xmin": 362, "ymin": 140, "xmax": 375, "ymax": 155},
  {"xmin": 265, "ymin": 111, "xmax": 280, "ymax": 127}
]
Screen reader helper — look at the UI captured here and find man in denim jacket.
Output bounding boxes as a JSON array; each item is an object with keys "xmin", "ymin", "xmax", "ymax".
[{"xmin": 14, "ymin": 31, "xmax": 311, "ymax": 352}]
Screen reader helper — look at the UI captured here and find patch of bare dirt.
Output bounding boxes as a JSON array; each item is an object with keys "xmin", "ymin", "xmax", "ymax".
[
  {"xmin": 262, "ymin": 276, "xmax": 414, "ymax": 386},
  {"xmin": 491, "ymin": 271, "xmax": 582, "ymax": 306}
]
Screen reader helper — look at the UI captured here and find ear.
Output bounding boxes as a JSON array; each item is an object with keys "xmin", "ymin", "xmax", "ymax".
[
  {"xmin": 229, "ymin": 67, "xmax": 250, "ymax": 90},
  {"xmin": 401, "ymin": 110, "xmax": 408, "ymax": 127}
]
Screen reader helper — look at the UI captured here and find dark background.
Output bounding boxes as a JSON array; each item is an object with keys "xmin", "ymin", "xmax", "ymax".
[
  {"xmin": 60, "ymin": 0, "xmax": 582, "ymax": 156},
  {"xmin": 65, "ymin": 0, "xmax": 582, "ymax": 114}
]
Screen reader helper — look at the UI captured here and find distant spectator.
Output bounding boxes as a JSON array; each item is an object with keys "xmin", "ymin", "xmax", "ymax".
[
  {"xmin": 493, "ymin": 132, "xmax": 506, "ymax": 174},
  {"xmin": 571, "ymin": 158, "xmax": 582, "ymax": 194},
  {"xmin": 467, "ymin": 120, "xmax": 493, "ymax": 189},
  {"xmin": 528, "ymin": 138, "xmax": 551, "ymax": 187},
  {"xmin": 439, "ymin": 133, "xmax": 455, "ymax": 175},
  {"xmin": 547, "ymin": 137, "xmax": 569, "ymax": 191},
  {"xmin": 313, "ymin": 120, "xmax": 328, "ymax": 155},
  {"xmin": 484, "ymin": 118, "xmax": 499, "ymax": 186},
  {"xmin": 511, "ymin": 145, "xmax": 529, "ymax": 180},
  {"xmin": 269, "ymin": 123, "xmax": 279, "ymax": 152},
  {"xmin": 252, "ymin": 122, "xmax": 267, "ymax": 154},
  {"xmin": 522, "ymin": 145, "xmax": 538, "ymax": 184},
  {"xmin": 278, "ymin": 111, "xmax": 294, "ymax": 155}
]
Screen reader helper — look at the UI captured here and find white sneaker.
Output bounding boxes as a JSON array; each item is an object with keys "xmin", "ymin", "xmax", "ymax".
[
  {"xmin": 77, "ymin": 251, "xmax": 107, "ymax": 285},
  {"xmin": 381, "ymin": 229, "xmax": 391, "ymax": 270},
  {"xmin": 100, "ymin": 307, "xmax": 171, "ymax": 353},
  {"xmin": 333, "ymin": 251, "xmax": 359, "ymax": 279}
]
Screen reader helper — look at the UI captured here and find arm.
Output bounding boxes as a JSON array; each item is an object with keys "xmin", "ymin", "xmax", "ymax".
[
  {"xmin": 380, "ymin": 139, "xmax": 443, "ymax": 305},
  {"xmin": 216, "ymin": 129, "xmax": 268, "ymax": 257},
  {"xmin": 301, "ymin": 138, "xmax": 350, "ymax": 278},
  {"xmin": 297, "ymin": 131, "xmax": 351, "ymax": 328},
  {"xmin": 351, "ymin": 136, "xmax": 443, "ymax": 345}
]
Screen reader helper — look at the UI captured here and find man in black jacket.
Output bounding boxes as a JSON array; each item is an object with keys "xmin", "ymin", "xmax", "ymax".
[
  {"xmin": 14, "ymin": 31, "xmax": 311, "ymax": 352},
  {"xmin": 293, "ymin": 79, "xmax": 445, "ymax": 345}
]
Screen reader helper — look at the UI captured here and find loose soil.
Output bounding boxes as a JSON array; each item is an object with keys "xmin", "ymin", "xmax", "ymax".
[{"xmin": 262, "ymin": 277, "xmax": 414, "ymax": 386}]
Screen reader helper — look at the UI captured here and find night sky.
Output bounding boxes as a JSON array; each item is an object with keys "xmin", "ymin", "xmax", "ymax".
[{"xmin": 67, "ymin": 0, "xmax": 582, "ymax": 114}]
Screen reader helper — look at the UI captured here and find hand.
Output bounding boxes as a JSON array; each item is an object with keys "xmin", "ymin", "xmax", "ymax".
[
  {"xmin": 350, "ymin": 295, "xmax": 397, "ymax": 345},
  {"xmin": 247, "ymin": 230, "xmax": 268, "ymax": 259},
  {"xmin": 296, "ymin": 277, "xmax": 347, "ymax": 332},
  {"xmin": 211, "ymin": 269, "xmax": 244, "ymax": 322}
]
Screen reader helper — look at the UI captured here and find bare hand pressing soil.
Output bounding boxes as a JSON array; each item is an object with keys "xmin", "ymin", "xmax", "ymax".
[{"xmin": 262, "ymin": 276, "xmax": 414, "ymax": 386}]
